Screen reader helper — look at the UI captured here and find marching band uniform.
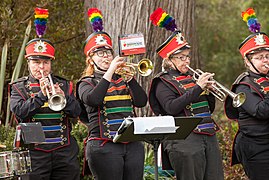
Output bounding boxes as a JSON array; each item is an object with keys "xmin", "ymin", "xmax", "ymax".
[
  {"xmin": 76, "ymin": 8, "xmax": 147, "ymax": 180},
  {"xmin": 225, "ymin": 8, "xmax": 269, "ymax": 180},
  {"xmin": 149, "ymin": 8, "xmax": 224, "ymax": 180},
  {"xmin": 10, "ymin": 8, "xmax": 80, "ymax": 180}
]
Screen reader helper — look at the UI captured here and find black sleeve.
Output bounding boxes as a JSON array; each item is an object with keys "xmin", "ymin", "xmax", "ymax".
[
  {"xmin": 10, "ymin": 84, "xmax": 47, "ymax": 121},
  {"xmin": 63, "ymin": 84, "xmax": 81, "ymax": 118},
  {"xmin": 155, "ymin": 80, "xmax": 204, "ymax": 116},
  {"xmin": 235, "ymin": 84, "xmax": 269, "ymax": 119},
  {"xmin": 78, "ymin": 78, "xmax": 110, "ymax": 106},
  {"xmin": 127, "ymin": 78, "xmax": 147, "ymax": 107}
]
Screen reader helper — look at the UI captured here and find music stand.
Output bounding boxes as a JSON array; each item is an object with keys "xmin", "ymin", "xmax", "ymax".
[
  {"xmin": 113, "ymin": 116, "xmax": 202, "ymax": 180},
  {"xmin": 14, "ymin": 122, "xmax": 45, "ymax": 150}
]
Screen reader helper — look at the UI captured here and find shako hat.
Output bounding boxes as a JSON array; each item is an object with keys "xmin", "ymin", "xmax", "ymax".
[
  {"xmin": 239, "ymin": 8, "xmax": 269, "ymax": 58},
  {"xmin": 83, "ymin": 8, "xmax": 112, "ymax": 56},
  {"xmin": 150, "ymin": 8, "xmax": 190, "ymax": 59},
  {"xmin": 25, "ymin": 8, "xmax": 55, "ymax": 60}
]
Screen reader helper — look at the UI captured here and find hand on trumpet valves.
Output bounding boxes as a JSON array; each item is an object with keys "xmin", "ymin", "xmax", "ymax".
[
  {"xmin": 109, "ymin": 56, "xmax": 126, "ymax": 73},
  {"xmin": 39, "ymin": 75, "xmax": 50, "ymax": 96},
  {"xmin": 196, "ymin": 72, "xmax": 215, "ymax": 90},
  {"xmin": 53, "ymin": 82, "xmax": 65, "ymax": 96},
  {"xmin": 103, "ymin": 56, "xmax": 126, "ymax": 82}
]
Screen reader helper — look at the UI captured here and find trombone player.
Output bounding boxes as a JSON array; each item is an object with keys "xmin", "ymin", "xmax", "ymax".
[
  {"xmin": 148, "ymin": 8, "xmax": 224, "ymax": 180},
  {"xmin": 10, "ymin": 8, "xmax": 80, "ymax": 180}
]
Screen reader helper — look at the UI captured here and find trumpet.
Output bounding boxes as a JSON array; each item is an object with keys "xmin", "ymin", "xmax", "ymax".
[
  {"xmin": 40, "ymin": 70, "xmax": 67, "ymax": 111},
  {"xmin": 186, "ymin": 65, "xmax": 246, "ymax": 108},
  {"xmin": 116, "ymin": 59, "xmax": 153, "ymax": 77}
]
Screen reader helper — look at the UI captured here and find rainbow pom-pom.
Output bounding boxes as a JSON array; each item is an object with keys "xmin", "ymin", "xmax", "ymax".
[
  {"xmin": 241, "ymin": 8, "xmax": 260, "ymax": 33},
  {"xmin": 34, "ymin": 8, "xmax": 49, "ymax": 37},
  {"xmin": 150, "ymin": 7, "xmax": 177, "ymax": 32},
  {"xmin": 88, "ymin": 8, "xmax": 103, "ymax": 32}
]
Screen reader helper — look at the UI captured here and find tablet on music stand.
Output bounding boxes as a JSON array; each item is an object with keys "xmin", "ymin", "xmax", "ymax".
[{"xmin": 113, "ymin": 116, "xmax": 201, "ymax": 180}]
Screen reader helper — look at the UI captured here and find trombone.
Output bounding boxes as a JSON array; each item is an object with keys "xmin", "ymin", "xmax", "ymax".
[
  {"xmin": 186, "ymin": 65, "xmax": 246, "ymax": 108},
  {"xmin": 116, "ymin": 59, "xmax": 153, "ymax": 77},
  {"xmin": 40, "ymin": 70, "xmax": 67, "ymax": 111}
]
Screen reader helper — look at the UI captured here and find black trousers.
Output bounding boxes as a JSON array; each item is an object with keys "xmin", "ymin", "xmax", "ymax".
[
  {"xmin": 86, "ymin": 140, "xmax": 144, "ymax": 180},
  {"xmin": 27, "ymin": 136, "xmax": 80, "ymax": 180},
  {"xmin": 235, "ymin": 132, "xmax": 269, "ymax": 180},
  {"xmin": 164, "ymin": 132, "xmax": 224, "ymax": 180}
]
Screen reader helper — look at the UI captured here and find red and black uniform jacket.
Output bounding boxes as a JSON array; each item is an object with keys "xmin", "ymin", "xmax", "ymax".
[
  {"xmin": 149, "ymin": 69, "xmax": 219, "ymax": 135},
  {"xmin": 225, "ymin": 70, "xmax": 269, "ymax": 165},
  {"xmin": 76, "ymin": 71, "xmax": 147, "ymax": 140},
  {"xmin": 10, "ymin": 75, "xmax": 81, "ymax": 152}
]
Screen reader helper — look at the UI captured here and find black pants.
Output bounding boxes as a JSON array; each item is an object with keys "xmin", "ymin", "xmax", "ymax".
[
  {"xmin": 28, "ymin": 136, "xmax": 80, "ymax": 180},
  {"xmin": 164, "ymin": 132, "xmax": 224, "ymax": 180},
  {"xmin": 86, "ymin": 140, "xmax": 144, "ymax": 180},
  {"xmin": 235, "ymin": 132, "xmax": 269, "ymax": 180}
]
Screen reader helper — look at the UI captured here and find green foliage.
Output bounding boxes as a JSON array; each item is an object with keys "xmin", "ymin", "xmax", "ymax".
[
  {"xmin": 71, "ymin": 122, "xmax": 92, "ymax": 180},
  {"xmin": 213, "ymin": 107, "xmax": 247, "ymax": 179},
  {"xmin": 0, "ymin": 125, "xmax": 15, "ymax": 152},
  {"xmin": 196, "ymin": 0, "xmax": 269, "ymax": 86}
]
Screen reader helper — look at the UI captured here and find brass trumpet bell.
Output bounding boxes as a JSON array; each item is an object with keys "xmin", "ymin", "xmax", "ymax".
[
  {"xmin": 136, "ymin": 59, "xmax": 153, "ymax": 76},
  {"xmin": 116, "ymin": 59, "xmax": 153, "ymax": 77}
]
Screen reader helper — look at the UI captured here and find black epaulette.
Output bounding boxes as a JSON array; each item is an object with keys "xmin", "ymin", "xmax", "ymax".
[
  {"xmin": 155, "ymin": 71, "xmax": 168, "ymax": 78},
  {"xmin": 10, "ymin": 76, "xmax": 28, "ymax": 85},
  {"xmin": 233, "ymin": 72, "xmax": 249, "ymax": 85}
]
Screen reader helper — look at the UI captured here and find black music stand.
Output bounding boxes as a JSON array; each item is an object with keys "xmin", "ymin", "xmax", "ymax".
[
  {"xmin": 113, "ymin": 116, "xmax": 202, "ymax": 180},
  {"xmin": 16, "ymin": 122, "xmax": 45, "ymax": 150}
]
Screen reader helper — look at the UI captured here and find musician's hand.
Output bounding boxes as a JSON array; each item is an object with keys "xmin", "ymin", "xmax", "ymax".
[
  {"xmin": 39, "ymin": 77, "xmax": 50, "ymax": 96},
  {"xmin": 196, "ymin": 72, "xmax": 215, "ymax": 89},
  {"xmin": 206, "ymin": 82, "xmax": 216, "ymax": 91},
  {"xmin": 109, "ymin": 56, "xmax": 126, "ymax": 73},
  {"xmin": 54, "ymin": 83, "xmax": 65, "ymax": 96},
  {"xmin": 104, "ymin": 56, "xmax": 126, "ymax": 82}
]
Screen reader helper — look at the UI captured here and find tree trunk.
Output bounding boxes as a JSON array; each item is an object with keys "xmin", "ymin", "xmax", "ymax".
[{"xmin": 84, "ymin": 0, "xmax": 197, "ymax": 116}]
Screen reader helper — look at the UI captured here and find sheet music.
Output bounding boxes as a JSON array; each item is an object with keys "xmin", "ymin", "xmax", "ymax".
[{"xmin": 126, "ymin": 116, "xmax": 178, "ymax": 134}]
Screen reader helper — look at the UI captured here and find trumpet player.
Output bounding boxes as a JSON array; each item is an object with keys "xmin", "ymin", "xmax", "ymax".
[
  {"xmin": 149, "ymin": 8, "xmax": 224, "ymax": 180},
  {"xmin": 224, "ymin": 8, "xmax": 269, "ymax": 180},
  {"xmin": 10, "ymin": 8, "xmax": 80, "ymax": 180},
  {"xmin": 76, "ymin": 8, "xmax": 147, "ymax": 180}
]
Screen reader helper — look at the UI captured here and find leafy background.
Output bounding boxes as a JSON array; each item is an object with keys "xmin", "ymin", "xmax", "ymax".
[{"xmin": 1, "ymin": 0, "xmax": 269, "ymax": 179}]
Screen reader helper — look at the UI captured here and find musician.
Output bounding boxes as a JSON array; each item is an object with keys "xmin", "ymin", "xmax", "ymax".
[
  {"xmin": 76, "ymin": 8, "xmax": 147, "ymax": 180},
  {"xmin": 225, "ymin": 8, "xmax": 269, "ymax": 180},
  {"xmin": 148, "ymin": 8, "xmax": 224, "ymax": 179},
  {"xmin": 10, "ymin": 8, "xmax": 80, "ymax": 180}
]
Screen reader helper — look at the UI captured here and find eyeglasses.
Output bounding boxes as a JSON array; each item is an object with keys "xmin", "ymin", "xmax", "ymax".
[
  {"xmin": 252, "ymin": 54, "xmax": 269, "ymax": 61},
  {"xmin": 171, "ymin": 54, "xmax": 191, "ymax": 61},
  {"xmin": 94, "ymin": 50, "xmax": 113, "ymax": 57}
]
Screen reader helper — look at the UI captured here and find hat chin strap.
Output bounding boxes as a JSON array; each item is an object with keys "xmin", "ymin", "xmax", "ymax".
[
  {"xmin": 169, "ymin": 58, "xmax": 181, "ymax": 73},
  {"xmin": 93, "ymin": 61, "xmax": 107, "ymax": 72},
  {"xmin": 247, "ymin": 57, "xmax": 261, "ymax": 74}
]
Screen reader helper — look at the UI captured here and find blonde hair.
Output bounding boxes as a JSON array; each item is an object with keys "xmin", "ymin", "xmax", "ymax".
[{"xmin": 81, "ymin": 54, "xmax": 95, "ymax": 77}]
